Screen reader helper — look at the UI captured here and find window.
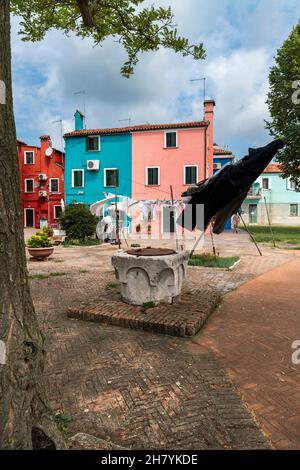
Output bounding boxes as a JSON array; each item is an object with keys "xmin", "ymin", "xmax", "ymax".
[
  {"xmin": 184, "ymin": 166, "xmax": 198, "ymax": 185},
  {"xmin": 104, "ymin": 168, "xmax": 119, "ymax": 187},
  {"xmin": 262, "ymin": 178, "xmax": 270, "ymax": 190},
  {"xmin": 86, "ymin": 136, "xmax": 100, "ymax": 152},
  {"xmin": 72, "ymin": 169, "xmax": 84, "ymax": 188},
  {"xmin": 165, "ymin": 131, "xmax": 177, "ymax": 148},
  {"xmin": 24, "ymin": 151, "xmax": 34, "ymax": 164},
  {"xmin": 25, "ymin": 179, "xmax": 34, "ymax": 193},
  {"xmin": 50, "ymin": 178, "xmax": 59, "ymax": 193},
  {"xmin": 290, "ymin": 204, "xmax": 299, "ymax": 217},
  {"xmin": 287, "ymin": 178, "xmax": 299, "ymax": 191},
  {"xmin": 146, "ymin": 167, "xmax": 159, "ymax": 186},
  {"xmin": 54, "ymin": 205, "xmax": 62, "ymax": 219}
]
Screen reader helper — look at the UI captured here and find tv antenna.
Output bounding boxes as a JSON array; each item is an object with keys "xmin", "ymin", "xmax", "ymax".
[
  {"xmin": 118, "ymin": 118, "xmax": 132, "ymax": 127},
  {"xmin": 52, "ymin": 118, "xmax": 64, "ymax": 160},
  {"xmin": 74, "ymin": 90, "xmax": 87, "ymax": 129},
  {"xmin": 190, "ymin": 77, "xmax": 206, "ymax": 118}
]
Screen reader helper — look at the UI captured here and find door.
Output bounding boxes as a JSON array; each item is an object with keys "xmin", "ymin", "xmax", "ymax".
[
  {"xmin": 25, "ymin": 208, "xmax": 34, "ymax": 227},
  {"xmin": 162, "ymin": 206, "xmax": 175, "ymax": 233},
  {"xmin": 249, "ymin": 204, "xmax": 257, "ymax": 224}
]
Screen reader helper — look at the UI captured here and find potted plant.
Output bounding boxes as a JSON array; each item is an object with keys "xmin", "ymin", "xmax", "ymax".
[
  {"xmin": 27, "ymin": 230, "xmax": 54, "ymax": 260},
  {"xmin": 136, "ymin": 224, "xmax": 141, "ymax": 233},
  {"xmin": 147, "ymin": 224, "xmax": 152, "ymax": 234}
]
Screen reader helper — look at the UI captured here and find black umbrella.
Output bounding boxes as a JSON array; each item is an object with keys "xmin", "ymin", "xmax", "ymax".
[{"xmin": 177, "ymin": 139, "xmax": 285, "ymax": 234}]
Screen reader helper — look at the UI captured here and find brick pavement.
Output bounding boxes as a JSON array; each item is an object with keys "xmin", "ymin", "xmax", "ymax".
[
  {"xmin": 31, "ymin": 271, "xmax": 269, "ymax": 449},
  {"xmin": 192, "ymin": 252, "xmax": 300, "ymax": 449},
  {"xmin": 26, "ymin": 231, "xmax": 300, "ymax": 449}
]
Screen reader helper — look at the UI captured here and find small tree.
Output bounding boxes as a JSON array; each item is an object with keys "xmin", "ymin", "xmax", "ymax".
[
  {"xmin": 59, "ymin": 204, "xmax": 97, "ymax": 242},
  {"xmin": 266, "ymin": 21, "xmax": 300, "ymax": 185}
]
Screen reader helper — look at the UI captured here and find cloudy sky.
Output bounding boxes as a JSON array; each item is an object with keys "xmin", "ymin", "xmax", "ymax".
[{"xmin": 11, "ymin": 0, "xmax": 300, "ymax": 157}]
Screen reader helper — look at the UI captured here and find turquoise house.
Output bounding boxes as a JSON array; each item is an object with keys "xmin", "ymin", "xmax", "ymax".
[
  {"xmin": 242, "ymin": 163, "xmax": 300, "ymax": 225},
  {"xmin": 64, "ymin": 111, "xmax": 132, "ymax": 207}
]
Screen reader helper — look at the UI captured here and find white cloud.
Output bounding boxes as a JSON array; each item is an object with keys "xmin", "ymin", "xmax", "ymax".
[{"xmin": 11, "ymin": 0, "xmax": 300, "ymax": 155}]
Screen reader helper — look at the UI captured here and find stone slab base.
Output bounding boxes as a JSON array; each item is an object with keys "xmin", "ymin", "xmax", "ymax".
[{"xmin": 67, "ymin": 289, "xmax": 221, "ymax": 337}]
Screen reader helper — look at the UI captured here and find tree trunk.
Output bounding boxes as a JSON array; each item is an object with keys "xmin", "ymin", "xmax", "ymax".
[{"xmin": 0, "ymin": 0, "xmax": 65, "ymax": 449}]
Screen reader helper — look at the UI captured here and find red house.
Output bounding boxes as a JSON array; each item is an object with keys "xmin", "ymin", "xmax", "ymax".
[{"xmin": 17, "ymin": 136, "xmax": 64, "ymax": 228}]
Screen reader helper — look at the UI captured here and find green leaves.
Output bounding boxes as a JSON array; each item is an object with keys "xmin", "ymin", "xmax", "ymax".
[
  {"xmin": 11, "ymin": 0, "xmax": 205, "ymax": 76},
  {"xmin": 267, "ymin": 21, "xmax": 300, "ymax": 184},
  {"xmin": 59, "ymin": 203, "xmax": 97, "ymax": 241}
]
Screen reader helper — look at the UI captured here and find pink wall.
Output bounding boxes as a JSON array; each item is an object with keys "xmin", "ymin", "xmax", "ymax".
[{"xmin": 132, "ymin": 127, "xmax": 208, "ymax": 201}]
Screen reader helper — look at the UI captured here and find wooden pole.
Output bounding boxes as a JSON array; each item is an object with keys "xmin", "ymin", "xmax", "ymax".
[
  {"xmin": 113, "ymin": 173, "xmax": 121, "ymax": 249},
  {"xmin": 240, "ymin": 213, "xmax": 263, "ymax": 256},
  {"xmin": 209, "ymin": 223, "xmax": 217, "ymax": 257},
  {"xmin": 264, "ymin": 196, "xmax": 276, "ymax": 248},
  {"xmin": 189, "ymin": 230, "xmax": 205, "ymax": 258}
]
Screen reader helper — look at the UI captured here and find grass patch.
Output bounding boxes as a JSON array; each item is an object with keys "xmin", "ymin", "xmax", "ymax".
[
  {"xmin": 29, "ymin": 273, "xmax": 49, "ymax": 280},
  {"xmin": 79, "ymin": 269, "xmax": 90, "ymax": 274},
  {"xmin": 55, "ymin": 410, "xmax": 71, "ymax": 433},
  {"xmin": 188, "ymin": 253, "xmax": 240, "ymax": 268},
  {"xmin": 106, "ymin": 282, "xmax": 119, "ymax": 290},
  {"xmin": 62, "ymin": 239, "xmax": 102, "ymax": 247},
  {"xmin": 141, "ymin": 301, "xmax": 156, "ymax": 314},
  {"xmin": 241, "ymin": 225, "xmax": 300, "ymax": 245},
  {"xmin": 29, "ymin": 272, "xmax": 66, "ymax": 280}
]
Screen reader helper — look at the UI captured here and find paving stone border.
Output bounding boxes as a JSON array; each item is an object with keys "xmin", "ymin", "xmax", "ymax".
[{"xmin": 67, "ymin": 288, "xmax": 221, "ymax": 337}]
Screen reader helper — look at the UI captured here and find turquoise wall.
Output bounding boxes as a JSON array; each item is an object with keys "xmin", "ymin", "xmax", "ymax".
[
  {"xmin": 260, "ymin": 173, "xmax": 300, "ymax": 204},
  {"xmin": 65, "ymin": 133, "xmax": 132, "ymax": 206},
  {"xmin": 245, "ymin": 173, "xmax": 300, "ymax": 205}
]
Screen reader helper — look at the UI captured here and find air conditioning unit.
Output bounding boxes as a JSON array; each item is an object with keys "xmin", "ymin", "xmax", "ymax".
[
  {"xmin": 39, "ymin": 190, "xmax": 47, "ymax": 198},
  {"xmin": 87, "ymin": 160, "xmax": 100, "ymax": 171},
  {"xmin": 213, "ymin": 163, "xmax": 221, "ymax": 170},
  {"xmin": 38, "ymin": 173, "xmax": 47, "ymax": 181}
]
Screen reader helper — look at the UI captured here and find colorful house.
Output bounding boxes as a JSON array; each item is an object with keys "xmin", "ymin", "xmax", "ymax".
[
  {"xmin": 213, "ymin": 144, "xmax": 235, "ymax": 173},
  {"xmin": 242, "ymin": 163, "xmax": 300, "ymax": 225},
  {"xmin": 17, "ymin": 136, "xmax": 64, "ymax": 228},
  {"xmin": 213, "ymin": 144, "xmax": 235, "ymax": 230},
  {"xmin": 64, "ymin": 101, "xmax": 215, "ymax": 235}
]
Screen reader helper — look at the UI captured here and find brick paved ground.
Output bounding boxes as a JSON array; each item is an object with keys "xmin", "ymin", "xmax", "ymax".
[
  {"xmin": 192, "ymin": 252, "xmax": 300, "ymax": 450},
  {"xmin": 31, "ymin": 271, "xmax": 268, "ymax": 449},
  {"xmin": 26, "ymin": 230, "xmax": 299, "ymax": 449}
]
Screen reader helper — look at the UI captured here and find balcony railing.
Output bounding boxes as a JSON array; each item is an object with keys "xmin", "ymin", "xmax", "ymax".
[{"xmin": 247, "ymin": 187, "xmax": 262, "ymax": 198}]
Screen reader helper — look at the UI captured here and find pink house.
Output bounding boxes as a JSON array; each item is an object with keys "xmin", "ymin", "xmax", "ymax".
[
  {"xmin": 129, "ymin": 100, "xmax": 215, "ymax": 237},
  {"xmin": 132, "ymin": 100, "xmax": 215, "ymax": 200}
]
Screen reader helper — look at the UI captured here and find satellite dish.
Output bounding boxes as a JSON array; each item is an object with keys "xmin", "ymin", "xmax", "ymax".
[{"xmin": 45, "ymin": 147, "xmax": 53, "ymax": 157}]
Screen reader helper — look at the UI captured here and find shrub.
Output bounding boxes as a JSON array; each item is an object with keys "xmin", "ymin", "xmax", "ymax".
[
  {"xmin": 42, "ymin": 225, "xmax": 53, "ymax": 238},
  {"xmin": 59, "ymin": 204, "xmax": 97, "ymax": 242},
  {"xmin": 27, "ymin": 231, "xmax": 52, "ymax": 248}
]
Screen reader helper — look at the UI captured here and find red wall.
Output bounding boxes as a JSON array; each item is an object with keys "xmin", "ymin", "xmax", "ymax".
[{"xmin": 18, "ymin": 136, "xmax": 64, "ymax": 228}]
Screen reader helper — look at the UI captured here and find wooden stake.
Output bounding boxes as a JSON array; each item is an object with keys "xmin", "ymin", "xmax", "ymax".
[
  {"xmin": 240, "ymin": 213, "xmax": 263, "ymax": 256},
  {"xmin": 264, "ymin": 196, "xmax": 276, "ymax": 248}
]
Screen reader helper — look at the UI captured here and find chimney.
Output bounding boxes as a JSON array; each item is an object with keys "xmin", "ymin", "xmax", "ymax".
[
  {"xmin": 74, "ymin": 110, "xmax": 84, "ymax": 131},
  {"xmin": 40, "ymin": 135, "xmax": 51, "ymax": 154},
  {"xmin": 204, "ymin": 100, "xmax": 215, "ymax": 178}
]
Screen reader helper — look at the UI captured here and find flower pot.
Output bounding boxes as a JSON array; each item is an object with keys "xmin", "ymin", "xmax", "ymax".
[{"xmin": 27, "ymin": 246, "xmax": 54, "ymax": 261}]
